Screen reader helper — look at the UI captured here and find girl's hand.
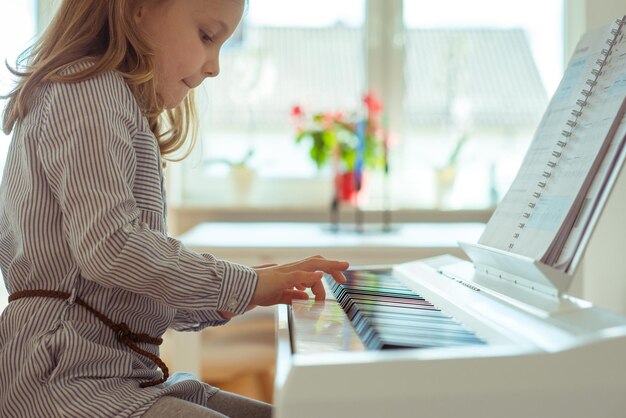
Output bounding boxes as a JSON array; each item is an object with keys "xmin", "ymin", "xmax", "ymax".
[
  {"xmin": 251, "ymin": 256, "xmax": 348, "ymax": 307},
  {"xmin": 218, "ymin": 257, "xmax": 349, "ymax": 319}
]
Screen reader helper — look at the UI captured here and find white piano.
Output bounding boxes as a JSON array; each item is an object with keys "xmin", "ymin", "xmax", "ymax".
[
  {"xmin": 274, "ymin": 253, "xmax": 626, "ymax": 418},
  {"xmin": 274, "ymin": 18, "xmax": 626, "ymax": 417},
  {"xmin": 273, "ymin": 156, "xmax": 626, "ymax": 418},
  {"xmin": 273, "ymin": 134, "xmax": 626, "ymax": 417}
]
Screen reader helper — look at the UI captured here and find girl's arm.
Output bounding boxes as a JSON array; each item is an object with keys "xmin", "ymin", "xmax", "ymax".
[{"xmin": 37, "ymin": 71, "xmax": 256, "ymax": 316}]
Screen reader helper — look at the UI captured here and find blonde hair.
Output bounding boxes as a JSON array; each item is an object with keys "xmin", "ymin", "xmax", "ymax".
[{"xmin": 1, "ymin": 0, "xmax": 197, "ymax": 161}]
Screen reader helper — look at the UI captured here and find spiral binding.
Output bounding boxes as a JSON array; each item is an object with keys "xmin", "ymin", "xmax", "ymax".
[{"xmin": 507, "ymin": 18, "xmax": 626, "ymax": 251}]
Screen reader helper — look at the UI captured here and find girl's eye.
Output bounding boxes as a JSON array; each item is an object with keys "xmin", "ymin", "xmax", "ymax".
[{"xmin": 200, "ymin": 30, "xmax": 214, "ymax": 44}]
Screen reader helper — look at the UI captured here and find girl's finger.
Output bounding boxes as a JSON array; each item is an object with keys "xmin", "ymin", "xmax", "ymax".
[
  {"xmin": 330, "ymin": 271, "xmax": 347, "ymax": 284},
  {"xmin": 310, "ymin": 279, "xmax": 326, "ymax": 301}
]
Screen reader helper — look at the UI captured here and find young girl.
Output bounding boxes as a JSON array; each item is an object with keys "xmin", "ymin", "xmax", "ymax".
[{"xmin": 0, "ymin": 0, "xmax": 349, "ymax": 417}]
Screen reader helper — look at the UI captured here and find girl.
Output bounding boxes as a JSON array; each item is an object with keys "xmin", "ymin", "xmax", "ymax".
[{"xmin": 0, "ymin": 0, "xmax": 349, "ymax": 417}]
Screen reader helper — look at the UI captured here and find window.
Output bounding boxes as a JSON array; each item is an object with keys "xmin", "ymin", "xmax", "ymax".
[
  {"xmin": 176, "ymin": 0, "xmax": 564, "ymax": 212},
  {"xmin": 399, "ymin": 0, "xmax": 563, "ymax": 208},
  {"xmin": 176, "ymin": 0, "xmax": 367, "ymax": 208}
]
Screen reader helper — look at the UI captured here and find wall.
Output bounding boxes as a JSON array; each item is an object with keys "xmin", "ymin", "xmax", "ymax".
[
  {"xmin": 583, "ymin": 161, "xmax": 626, "ymax": 313},
  {"xmin": 586, "ymin": 0, "xmax": 626, "ymax": 30}
]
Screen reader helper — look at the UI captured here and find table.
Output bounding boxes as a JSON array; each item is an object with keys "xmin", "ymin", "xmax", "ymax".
[{"xmin": 177, "ymin": 222, "xmax": 485, "ymax": 266}]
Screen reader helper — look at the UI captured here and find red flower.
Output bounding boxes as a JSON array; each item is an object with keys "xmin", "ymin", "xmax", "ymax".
[
  {"xmin": 291, "ymin": 105, "xmax": 303, "ymax": 118},
  {"xmin": 291, "ymin": 105, "xmax": 305, "ymax": 132},
  {"xmin": 363, "ymin": 92, "xmax": 383, "ymax": 115}
]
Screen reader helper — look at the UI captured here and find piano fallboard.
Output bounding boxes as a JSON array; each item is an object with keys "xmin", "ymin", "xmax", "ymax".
[{"xmin": 274, "ymin": 256, "xmax": 626, "ymax": 418}]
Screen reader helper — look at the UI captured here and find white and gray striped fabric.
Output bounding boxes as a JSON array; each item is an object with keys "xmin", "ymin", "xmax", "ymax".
[{"xmin": 0, "ymin": 62, "xmax": 258, "ymax": 417}]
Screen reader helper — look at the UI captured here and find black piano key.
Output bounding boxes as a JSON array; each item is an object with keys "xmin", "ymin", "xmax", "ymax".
[
  {"xmin": 325, "ymin": 271, "xmax": 486, "ymax": 350},
  {"xmin": 340, "ymin": 289, "xmax": 429, "ymax": 303},
  {"xmin": 342, "ymin": 296, "xmax": 442, "ymax": 312},
  {"xmin": 345, "ymin": 301, "xmax": 453, "ymax": 324},
  {"xmin": 348, "ymin": 307, "xmax": 475, "ymax": 350},
  {"xmin": 340, "ymin": 286, "xmax": 426, "ymax": 299},
  {"xmin": 379, "ymin": 333, "xmax": 484, "ymax": 348},
  {"xmin": 350, "ymin": 302, "xmax": 451, "ymax": 317}
]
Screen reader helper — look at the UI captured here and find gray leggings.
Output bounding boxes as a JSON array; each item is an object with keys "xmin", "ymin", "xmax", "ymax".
[{"xmin": 142, "ymin": 391, "xmax": 273, "ymax": 418}]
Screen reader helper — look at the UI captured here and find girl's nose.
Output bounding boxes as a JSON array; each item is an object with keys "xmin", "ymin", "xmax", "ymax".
[{"xmin": 202, "ymin": 60, "xmax": 220, "ymax": 78}]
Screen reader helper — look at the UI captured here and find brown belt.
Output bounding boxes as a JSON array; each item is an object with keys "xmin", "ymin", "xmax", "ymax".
[{"xmin": 9, "ymin": 289, "xmax": 169, "ymax": 388}]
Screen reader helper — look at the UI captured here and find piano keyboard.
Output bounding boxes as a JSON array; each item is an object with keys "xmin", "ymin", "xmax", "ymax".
[
  {"xmin": 325, "ymin": 269, "xmax": 486, "ymax": 350},
  {"xmin": 277, "ymin": 256, "xmax": 626, "ymax": 418}
]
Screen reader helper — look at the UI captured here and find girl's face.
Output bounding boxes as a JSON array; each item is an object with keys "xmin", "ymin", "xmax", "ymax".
[{"xmin": 135, "ymin": 0, "xmax": 244, "ymax": 109}]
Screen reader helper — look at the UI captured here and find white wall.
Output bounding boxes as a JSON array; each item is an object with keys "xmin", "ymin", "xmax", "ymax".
[
  {"xmin": 585, "ymin": 0, "xmax": 626, "ymax": 30},
  {"xmin": 584, "ymin": 161, "xmax": 626, "ymax": 313}
]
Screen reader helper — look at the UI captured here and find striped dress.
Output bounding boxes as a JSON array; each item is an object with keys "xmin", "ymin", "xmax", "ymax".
[{"xmin": 0, "ymin": 63, "xmax": 258, "ymax": 417}]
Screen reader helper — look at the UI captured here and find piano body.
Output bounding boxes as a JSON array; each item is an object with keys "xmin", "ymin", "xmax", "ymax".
[
  {"xmin": 274, "ymin": 253, "xmax": 626, "ymax": 418},
  {"xmin": 273, "ymin": 33, "xmax": 626, "ymax": 414}
]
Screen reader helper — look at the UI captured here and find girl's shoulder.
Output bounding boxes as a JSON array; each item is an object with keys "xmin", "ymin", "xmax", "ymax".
[
  {"xmin": 45, "ymin": 60, "xmax": 143, "ymax": 124},
  {"xmin": 57, "ymin": 60, "xmax": 135, "ymax": 101}
]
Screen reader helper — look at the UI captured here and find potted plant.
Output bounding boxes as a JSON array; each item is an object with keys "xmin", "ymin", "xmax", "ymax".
[{"xmin": 291, "ymin": 92, "xmax": 386, "ymax": 203}]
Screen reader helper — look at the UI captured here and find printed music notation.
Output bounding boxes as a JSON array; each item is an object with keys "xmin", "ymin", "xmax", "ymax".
[{"xmin": 478, "ymin": 17, "xmax": 626, "ymax": 270}]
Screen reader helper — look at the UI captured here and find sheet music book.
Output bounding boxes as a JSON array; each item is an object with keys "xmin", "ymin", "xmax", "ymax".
[{"xmin": 477, "ymin": 17, "xmax": 626, "ymax": 273}]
